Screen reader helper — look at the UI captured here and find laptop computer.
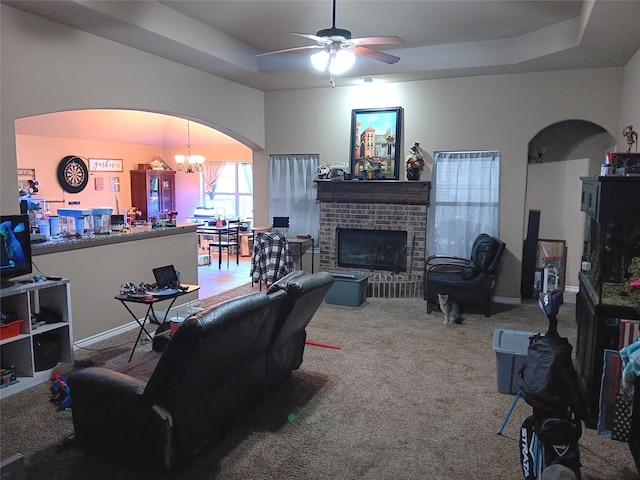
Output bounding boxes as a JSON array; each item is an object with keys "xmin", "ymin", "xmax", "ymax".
[{"xmin": 151, "ymin": 265, "xmax": 179, "ymax": 295}]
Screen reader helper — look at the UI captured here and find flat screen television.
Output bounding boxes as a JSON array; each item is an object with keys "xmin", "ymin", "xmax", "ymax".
[{"xmin": 1, "ymin": 214, "xmax": 33, "ymax": 287}]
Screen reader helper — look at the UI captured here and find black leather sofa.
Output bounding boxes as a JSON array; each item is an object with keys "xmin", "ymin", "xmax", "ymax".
[{"xmin": 67, "ymin": 270, "xmax": 333, "ymax": 470}]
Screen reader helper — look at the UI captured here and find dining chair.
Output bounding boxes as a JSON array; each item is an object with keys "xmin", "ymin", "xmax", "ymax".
[{"xmin": 209, "ymin": 218, "xmax": 240, "ymax": 268}]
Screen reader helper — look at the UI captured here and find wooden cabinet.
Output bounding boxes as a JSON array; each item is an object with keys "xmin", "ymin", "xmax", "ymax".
[
  {"xmin": 0, "ymin": 279, "xmax": 73, "ymax": 398},
  {"xmin": 130, "ymin": 170, "xmax": 176, "ymax": 221},
  {"xmin": 576, "ymin": 176, "xmax": 640, "ymax": 428}
]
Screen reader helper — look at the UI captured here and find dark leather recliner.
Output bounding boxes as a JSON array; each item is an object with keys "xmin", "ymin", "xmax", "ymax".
[
  {"xmin": 424, "ymin": 233, "xmax": 506, "ymax": 317},
  {"xmin": 68, "ymin": 271, "xmax": 334, "ymax": 470}
]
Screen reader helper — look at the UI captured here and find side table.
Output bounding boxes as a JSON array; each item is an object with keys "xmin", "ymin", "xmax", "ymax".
[{"xmin": 115, "ymin": 284, "xmax": 200, "ymax": 361}]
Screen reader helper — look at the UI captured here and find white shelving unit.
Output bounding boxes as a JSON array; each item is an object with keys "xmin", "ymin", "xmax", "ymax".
[{"xmin": 0, "ymin": 279, "xmax": 73, "ymax": 398}]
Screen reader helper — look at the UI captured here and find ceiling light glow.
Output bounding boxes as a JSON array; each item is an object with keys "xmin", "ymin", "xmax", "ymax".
[{"xmin": 311, "ymin": 48, "xmax": 355, "ymax": 75}]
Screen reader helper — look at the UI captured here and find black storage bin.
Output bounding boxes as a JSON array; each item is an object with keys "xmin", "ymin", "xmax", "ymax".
[{"xmin": 34, "ymin": 333, "xmax": 60, "ymax": 371}]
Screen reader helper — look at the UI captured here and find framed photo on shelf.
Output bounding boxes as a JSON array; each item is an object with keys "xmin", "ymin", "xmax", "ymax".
[
  {"xmin": 349, "ymin": 107, "xmax": 402, "ymax": 180},
  {"xmin": 536, "ymin": 239, "xmax": 567, "ymax": 292}
]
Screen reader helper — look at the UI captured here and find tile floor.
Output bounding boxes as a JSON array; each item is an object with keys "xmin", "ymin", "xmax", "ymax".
[{"xmin": 197, "ymin": 253, "xmax": 253, "ymax": 299}]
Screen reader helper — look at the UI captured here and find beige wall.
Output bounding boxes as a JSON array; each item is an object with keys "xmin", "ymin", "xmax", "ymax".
[
  {"xmin": 262, "ymin": 70, "xmax": 626, "ymax": 299},
  {"xmin": 525, "ymin": 158, "xmax": 590, "ymax": 290},
  {"xmin": 1, "ymin": 5, "xmax": 265, "ymax": 215},
  {"xmin": 620, "ymin": 49, "xmax": 640, "ymax": 134},
  {"xmin": 33, "ymin": 230, "xmax": 199, "ymax": 341},
  {"xmin": 2, "ymin": 4, "xmax": 640, "ymax": 304}
]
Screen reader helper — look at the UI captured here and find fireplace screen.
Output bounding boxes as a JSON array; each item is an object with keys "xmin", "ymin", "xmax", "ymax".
[{"xmin": 337, "ymin": 228, "xmax": 407, "ymax": 273}]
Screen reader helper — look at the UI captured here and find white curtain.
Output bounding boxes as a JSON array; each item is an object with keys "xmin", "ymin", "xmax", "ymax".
[
  {"xmin": 427, "ymin": 151, "xmax": 500, "ymax": 258},
  {"xmin": 268, "ymin": 154, "xmax": 319, "ymax": 243},
  {"xmin": 202, "ymin": 161, "xmax": 226, "ymax": 200}
]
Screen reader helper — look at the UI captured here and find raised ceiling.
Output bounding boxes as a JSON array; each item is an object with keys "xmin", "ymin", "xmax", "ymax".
[
  {"xmin": 4, "ymin": 0, "xmax": 640, "ymax": 92},
  {"xmin": 5, "ymin": 0, "xmax": 640, "ymax": 146}
]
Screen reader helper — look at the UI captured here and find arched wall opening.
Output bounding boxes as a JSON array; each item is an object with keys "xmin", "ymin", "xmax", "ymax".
[
  {"xmin": 522, "ymin": 119, "xmax": 615, "ymax": 298},
  {"xmin": 14, "ymin": 109, "xmax": 253, "ymax": 223}
]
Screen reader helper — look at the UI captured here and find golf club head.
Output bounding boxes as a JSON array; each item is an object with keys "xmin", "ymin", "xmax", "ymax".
[{"xmin": 539, "ymin": 289, "xmax": 563, "ymax": 318}]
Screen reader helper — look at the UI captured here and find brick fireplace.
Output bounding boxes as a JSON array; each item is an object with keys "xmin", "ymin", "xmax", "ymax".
[{"xmin": 316, "ymin": 180, "xmax": 430, "ymax": 298}]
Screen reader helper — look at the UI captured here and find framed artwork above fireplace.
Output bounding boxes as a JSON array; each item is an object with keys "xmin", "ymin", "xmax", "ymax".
[{"xmin": 350, "ymin": 107, "xmax": 402, "ymax": 180}]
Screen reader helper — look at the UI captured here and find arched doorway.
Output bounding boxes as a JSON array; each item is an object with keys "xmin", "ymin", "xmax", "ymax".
[
  {"xmin": 522, "ymin": 119, "xmax": 615, "ymax": 299},
  {"xmin": 14, "ymin": 110, "xmax": 252, "ymax": 222}
]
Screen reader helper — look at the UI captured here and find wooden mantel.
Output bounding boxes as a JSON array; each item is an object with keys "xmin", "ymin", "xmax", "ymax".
[{"xmin": 315, "ymin": 180, "xmax": 430, "ymax": 205}]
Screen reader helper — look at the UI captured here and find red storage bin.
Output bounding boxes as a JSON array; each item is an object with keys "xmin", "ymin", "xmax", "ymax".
[{"xmin": 0, "ymin": 320, "xmax": 23, "ymax": 340}]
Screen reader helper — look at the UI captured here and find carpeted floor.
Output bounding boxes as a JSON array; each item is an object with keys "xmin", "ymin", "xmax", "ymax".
[{"xmin": 0, "ymin": 286, "xmax": 637, "ymax": 480}]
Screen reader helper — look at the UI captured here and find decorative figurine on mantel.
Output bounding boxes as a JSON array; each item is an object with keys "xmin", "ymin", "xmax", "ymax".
[
  {"xmin": 405, "ymin": 142, "xmax": 426, "ymax": 181},
  {"xmin": 623, "ymin": 125, "xmax": 637, "ymax": 153},
  {"xmin": 316, "ymin": 164, "xmax": 331, "ymax": 179}
]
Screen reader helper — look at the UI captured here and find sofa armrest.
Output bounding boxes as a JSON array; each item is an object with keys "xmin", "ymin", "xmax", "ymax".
[
  {"xmin": 425, "ymin": 261, "xmax": 477, "ymax": 275},
  {"xmin": 68, "ymin": 367, "xmax": 175, "ymax": 469},
  {"xmin": 69, "ymin": 367, "xmax": 147, "ymax": 413},
  {"xmin": 425, "ymin": 254, "xmax": 470, "ymax": 266}
]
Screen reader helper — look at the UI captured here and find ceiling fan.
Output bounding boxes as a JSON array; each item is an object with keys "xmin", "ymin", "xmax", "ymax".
[{"xmin": 255, "ymin": 0, "xmax": 404, "ymax": 75}]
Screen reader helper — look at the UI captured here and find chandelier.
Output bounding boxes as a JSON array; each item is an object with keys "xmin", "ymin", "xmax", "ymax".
[{"xmin": 175, "ymin": 120, "xmax": 204, "ymax": 173}]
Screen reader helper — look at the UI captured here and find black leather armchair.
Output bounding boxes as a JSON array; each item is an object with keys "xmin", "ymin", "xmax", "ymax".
[{"xmin": 424, "ymin": 233, "xmax": 506, "ymax": 317}]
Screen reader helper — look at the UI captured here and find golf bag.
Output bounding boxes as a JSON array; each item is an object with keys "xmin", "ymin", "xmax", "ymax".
[
  {"xmin": 517, "ymin": 290, "xmax": 586, "ymax": 480},
  {"xmin": 520, "ymin": 413, "xmax": 582, "ymax": 480}
]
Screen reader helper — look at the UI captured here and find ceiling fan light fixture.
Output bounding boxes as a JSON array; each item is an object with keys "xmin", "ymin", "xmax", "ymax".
[
  {"xmin": 329, "ymin": 49, "xmax": 355, "ymax": 75},
  {"xmin": 310, "ymin": 49, "xmax": 330, "ymax": 71}
]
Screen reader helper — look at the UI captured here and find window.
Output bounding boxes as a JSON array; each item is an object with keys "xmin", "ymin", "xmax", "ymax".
[
  {"xmin": 268, "ymin": 154, "xmax": 319, "ymax": 240},
  {"xmin": 427, "ymin": 151, "xmax": 500, "ymax": 257},
  {"xmin": 202, "ymin": 162, "xmax": 252, "ymax": 219}
]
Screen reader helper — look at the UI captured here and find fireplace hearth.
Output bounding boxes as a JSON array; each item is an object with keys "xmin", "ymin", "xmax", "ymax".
[{"xmin": 317, "ymin": 180, "xmax": 430, "ymax": 298}]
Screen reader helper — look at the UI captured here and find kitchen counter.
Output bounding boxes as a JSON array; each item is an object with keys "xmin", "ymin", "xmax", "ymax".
[{"xmin": 32, "ymin": 223, "xmax": 198, "ymax": 256}]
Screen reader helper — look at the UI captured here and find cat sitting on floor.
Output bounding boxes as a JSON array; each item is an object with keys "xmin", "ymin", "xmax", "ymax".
[{"xmin": 438, "ymin": 293, "xmax": 463, "ymax": 324}]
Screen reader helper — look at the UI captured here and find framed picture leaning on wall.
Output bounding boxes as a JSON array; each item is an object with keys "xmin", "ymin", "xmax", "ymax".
[
  {"xmin": 350, "ymin": 107, "xmax": 402, "ymax": 180},
  {"xmin": 536, "ymin": 239, "xmax": 567, "ymax": 292}
]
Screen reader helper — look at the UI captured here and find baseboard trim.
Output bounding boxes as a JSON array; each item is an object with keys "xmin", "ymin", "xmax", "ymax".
[{"xmin": 493, "ymin": 296, "xmax": 521, "ymax": 305}]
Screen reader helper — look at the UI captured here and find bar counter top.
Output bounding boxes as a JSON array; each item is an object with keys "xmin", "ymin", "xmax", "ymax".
[{"xmin": 32, "ymin": 223, "xmax": 198, "ymax": 256}]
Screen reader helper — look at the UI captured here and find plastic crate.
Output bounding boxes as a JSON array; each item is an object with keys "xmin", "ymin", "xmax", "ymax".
[
  {"xmin": 0, "ymin": 320, "xmax": 23, "ymax": 340},
  {"xmin": 325, "ymin": 272, "xmax": 369, "ymax": 307},
  {"xmin": 492, "ymin": 329, "xmax": 536, "ymax": 394}
]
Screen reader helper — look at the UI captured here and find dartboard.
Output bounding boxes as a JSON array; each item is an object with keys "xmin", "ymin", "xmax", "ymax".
[{"xmin": 57, "ymin": 155, "xmax": 89, "ymax": 193}]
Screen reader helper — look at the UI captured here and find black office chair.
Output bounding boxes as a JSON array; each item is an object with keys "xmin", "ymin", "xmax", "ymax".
[
  {"xmin": 424, "ymin": 233, "xmax": 506, "ymax": 317},
  {"xmin": 209, "ymin": 218, "xmax": 240, "ymax": 268},
  {"xmin": 272, "ymin": 216, "xmax": 290, "ymax": 235}
]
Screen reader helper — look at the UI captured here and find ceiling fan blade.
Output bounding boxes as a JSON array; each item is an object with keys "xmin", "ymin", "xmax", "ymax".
[
  {"xmin": 255, "ymin": 44, "xmax": 323, "ymax": 57},
  {"xmin": 351, "ymin": 35, "xmax": 405, "ymax": 46},
  {"xmin": 292, "ymin": 32, "xmax": 333, "ymax": 44},
  {"xmin": 353, "ymin": 46, "xmax": 401, "ymax": 64}
]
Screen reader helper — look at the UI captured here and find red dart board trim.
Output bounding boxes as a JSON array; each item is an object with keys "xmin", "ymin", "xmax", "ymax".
[{"xmin": 57, "ymin": 155, "xmax": 89, "ymax": 193}]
